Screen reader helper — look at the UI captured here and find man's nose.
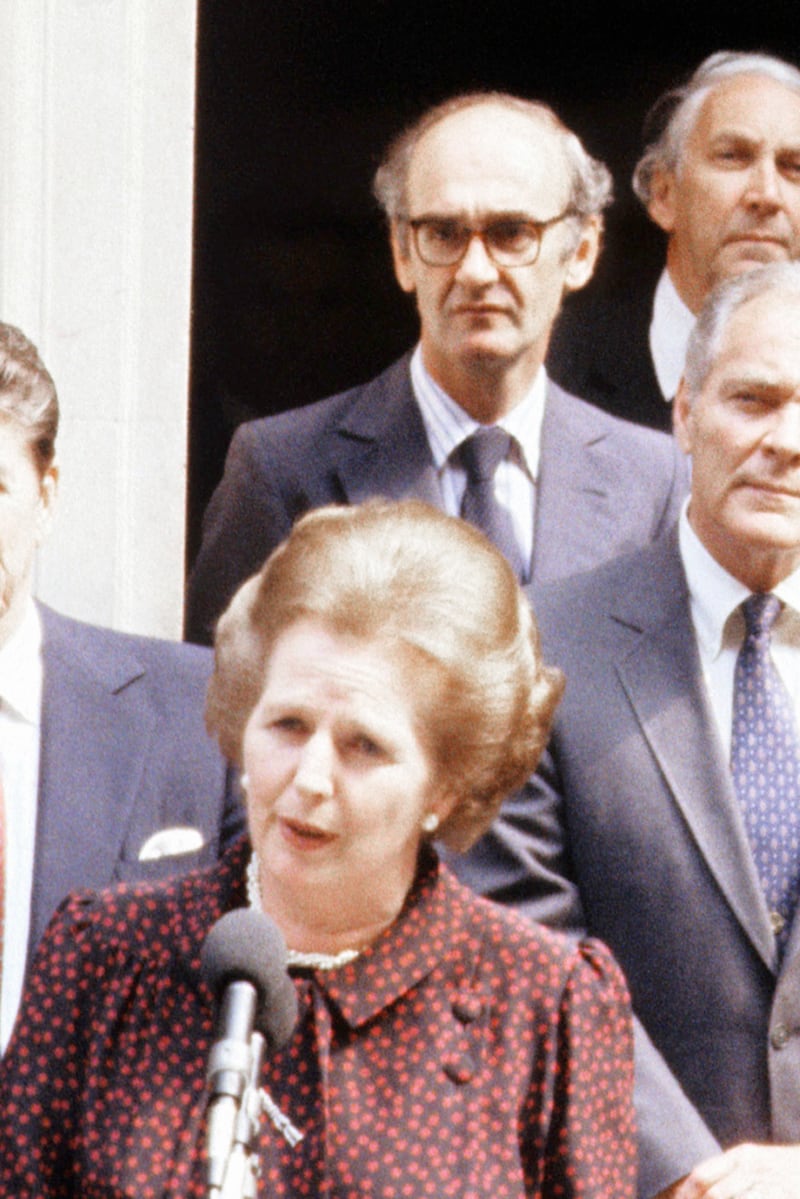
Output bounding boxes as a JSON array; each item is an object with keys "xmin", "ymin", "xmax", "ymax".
[
  {"xmin": 745, "ymin": 155, "xmax": 783, "ymax": 207},
  {"xmin": 454, "ymin": 232, "xmax": 501, "ymax": 283},
  {"xmin": 294, "ymin": 732, "xmax": 335, "ymax": 799},
  {"xmin": 764, "ymin": 401, "xmax": 800, "ymax": 458}
]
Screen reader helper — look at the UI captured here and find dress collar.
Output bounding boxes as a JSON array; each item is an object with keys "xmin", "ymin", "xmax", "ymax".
[{"xmin": 298, "ymin": 847, "xmax": 467, "ymax": 1028}]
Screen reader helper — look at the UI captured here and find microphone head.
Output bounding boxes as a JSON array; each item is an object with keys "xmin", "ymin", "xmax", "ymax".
[{"xmin": 200, "ymin": 908, "xmax": 297, "ymax": 1051}]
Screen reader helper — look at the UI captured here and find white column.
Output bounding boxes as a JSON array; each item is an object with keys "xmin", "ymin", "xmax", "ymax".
[{"xmin": 0, "ymin": 0, "xmax": 197, "ymax": 638}]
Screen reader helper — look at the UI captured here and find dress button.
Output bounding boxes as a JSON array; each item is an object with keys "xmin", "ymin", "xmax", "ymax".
[
  {"xmin": 442, "ymin": 1052, "xmax": 477, "ymax": 1084},
  {"xmin": 770, "ymin": 911, "xmax": 785, "ymax": 936},
  {"xmin": 452, "ymin": 995, "xmax": 483, "ymax": 1024},
  {"xmin": 771, "ymin": 1023, "xmax": 790, "ymax": 1050}
]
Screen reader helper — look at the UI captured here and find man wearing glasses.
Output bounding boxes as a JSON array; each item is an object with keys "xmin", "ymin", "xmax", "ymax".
[{"xmin": 186, "ymin": 92, "xmax": 687, "ymax": 643}]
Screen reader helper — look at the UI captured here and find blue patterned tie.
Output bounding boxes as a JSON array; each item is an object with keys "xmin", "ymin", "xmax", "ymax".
[
  {"xmin": 459, "ymin": 428, "xmax": 526, "ymax": 580},
  {"xmin": 730, "ymin": 593, "xmax": 800, "ymax": 959}
]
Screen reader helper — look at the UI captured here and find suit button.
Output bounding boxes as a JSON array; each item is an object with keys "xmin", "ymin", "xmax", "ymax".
[
  {"xmin": 770, "ymin": 911, "xmax": 785, "ymax": 937},
  {"xmin": 771, "ymin": 1023, "xmax": 790, "ymax": 1050}
]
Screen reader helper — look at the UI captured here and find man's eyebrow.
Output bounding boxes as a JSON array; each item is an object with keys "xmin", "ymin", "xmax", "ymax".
[
  {"xmin": 707, "ymin": 130, "xmax": 800, "ymax": 151},
  {"xmin": 411, "ymin": 210, "xmax": 538, "ymax": 222},
  {"xmin": 722, "ymin": 373, "xmax": 793, "ymax": 396}
]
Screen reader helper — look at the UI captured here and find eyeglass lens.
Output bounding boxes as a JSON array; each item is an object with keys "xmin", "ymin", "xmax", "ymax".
[{"xmin": 414, "ymin": 219, "xmax": 541, "ymax": 266}]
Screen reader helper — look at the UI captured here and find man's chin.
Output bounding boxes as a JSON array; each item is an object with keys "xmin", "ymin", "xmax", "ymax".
[
  {"xmin": 717, "ymin": 242, "xmax": 791, "ymax": 281},
  {"xmin": 458, "ymin": 331, "xmax": 526, "ymax": 367},
  {"xmin": 731, "ymin": 507, "xmax": 800, "ymax": 556}
]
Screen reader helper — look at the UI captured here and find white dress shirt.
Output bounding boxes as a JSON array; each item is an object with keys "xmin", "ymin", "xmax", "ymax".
[
  {"xmin": 679, "ymin": 506, "xmax": 800, "ymax": 759},
  {"xmin": 410, "ymin": 344, "xmax": 545, "ymax": 573},
  {"xmin": 649, "ymin": 269, "xmax": 697, "ymax": 402},
  {"xmin": 0, "ymin": 600, "xmax": 43, "ymax": 1051}
]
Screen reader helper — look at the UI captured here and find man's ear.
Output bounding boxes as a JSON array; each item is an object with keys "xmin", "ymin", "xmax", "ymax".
[
  {"xmin": 35, "ymin": 463, "xmax": 59, "ymax": 547},
  {"xmin": 673, "ymin": 379, "xmax": 694, "ymax": 453},
  {"xmin": 563, "ymin": 215, "xmax": 601, "ymax": 294},
  {"xmin": 647, "ymin": 166, "xmax": 678, "ymax": 235},
  {"xmin": 390, "ymin": 222, "xmax": 416, "ymax": 294}
]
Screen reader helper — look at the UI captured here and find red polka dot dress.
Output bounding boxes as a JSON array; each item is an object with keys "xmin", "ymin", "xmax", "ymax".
[{"xmin": 0, "ymin": 838, "xmax": 635, "ymax": 1197}]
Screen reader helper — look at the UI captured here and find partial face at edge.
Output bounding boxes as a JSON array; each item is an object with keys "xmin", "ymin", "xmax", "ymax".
[
  {"xmin": 649, "ymin": 75, "xmax": 800, "ymax": 312},
  {"xmin": 0, "ymin": 418, "xmax": 57, "ymax": 644},
  {"xmin": 675, "ymin": 290, "xmax": 800, "ymax": 590}
]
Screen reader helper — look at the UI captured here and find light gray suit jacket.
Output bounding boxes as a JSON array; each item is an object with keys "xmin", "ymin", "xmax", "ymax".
[
  {"xmin": 449, "ymin": 530, "xmax": 800, "ymax": 1195},
  {"xmin": 185, "ymin": 353, "xmax": 688, "ymax": 643}
]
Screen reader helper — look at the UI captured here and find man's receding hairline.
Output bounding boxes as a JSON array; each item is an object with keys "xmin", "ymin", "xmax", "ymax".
[{"xmin": 405, "ymin": 100, "xmax": 572, "ymax": 196}]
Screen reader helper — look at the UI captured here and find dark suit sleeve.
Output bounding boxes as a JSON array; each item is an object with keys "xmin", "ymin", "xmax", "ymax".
[
  {"xmin": 185, "ymin": 421, "xmax": 295, "ymax": 644},
  {"xmin": 448, "ymin": 751, "xmax": 721, "ymax": 1199},
  {"xmin": 444, "ymin": 756, "xmax": 587, "ymax": 931}
]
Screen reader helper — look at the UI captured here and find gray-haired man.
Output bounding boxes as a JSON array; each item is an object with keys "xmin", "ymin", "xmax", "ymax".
[{"xmin": 549, "ymin": 50, "xmax": 800, "ymax": 430}]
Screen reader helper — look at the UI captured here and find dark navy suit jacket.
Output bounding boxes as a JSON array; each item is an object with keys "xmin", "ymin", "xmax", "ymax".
[
  {"xmin": 30, "ymin": 603, "xmax": 244, "ymax": 958},
  {"xmin": 185, "ymin": 353, "xmax": 688, "ymax": 642},
  {"xmin": 547, "ymin": 265, "xmax": 671, "ymax": 431}
]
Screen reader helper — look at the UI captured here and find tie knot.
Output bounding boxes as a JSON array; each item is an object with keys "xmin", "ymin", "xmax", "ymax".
[
  {"xmin": 459, "ymin": 427, "xmax": 513, "ymax": 483},
  {"xmin": 741, "ymin": 592, "xmax": 782, "ymax": 640}
]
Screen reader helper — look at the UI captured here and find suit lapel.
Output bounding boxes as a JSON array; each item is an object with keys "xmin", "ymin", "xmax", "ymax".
[
  {"xmin": 610, "ymin": 541, "xmax": 775, "ymax": 970},
  {"xmin": 533, "ymin": 382, "xmax": 621, "ymax": 583},
  {"xmin": 329, "ymin": 355, "xmax": 443, "ymax": 507},
  {"xmin": 31, "ymin": 606, "xmax": 155, "ymax": 955}
]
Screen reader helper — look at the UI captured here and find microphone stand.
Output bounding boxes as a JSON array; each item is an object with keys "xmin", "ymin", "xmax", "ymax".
[{"xmin": 207, "ymin": 1031, "xmax": 266, "ymax": 1199}]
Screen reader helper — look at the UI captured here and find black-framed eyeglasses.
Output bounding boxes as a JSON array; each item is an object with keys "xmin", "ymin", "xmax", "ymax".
[{"xmin": 402, "ymin": 209, "xmax": 578, "ymax": 268}]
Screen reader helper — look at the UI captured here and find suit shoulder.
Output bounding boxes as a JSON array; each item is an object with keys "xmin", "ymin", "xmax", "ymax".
[
  {"xmin": 227, "ymin": 354, "xmax": 412, "ymax": 447},
  {"xmin": 548, "ymin": 381, "xmax": 673, "ymax": 448},
  {"xmin": 531, "ymin": 538, "xmax": 668, "ymax": 625},
  {"xmin": 40, "ymin": 605, "xmax": 212, "ymax": 688}
]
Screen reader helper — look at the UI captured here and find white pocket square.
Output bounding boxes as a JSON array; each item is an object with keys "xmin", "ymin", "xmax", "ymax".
[{"xmin": 138, "ymin": 826, "xmax": 205, "ymax": 861}]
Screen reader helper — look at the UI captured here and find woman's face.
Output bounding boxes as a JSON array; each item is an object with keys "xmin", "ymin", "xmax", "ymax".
[{"xmin": 243, "ymin": 618, "xmax": 452, "ymax": 943}]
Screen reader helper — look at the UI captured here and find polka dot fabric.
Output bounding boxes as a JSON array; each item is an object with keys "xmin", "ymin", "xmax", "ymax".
[{"xmin": 0, "ymin": 838, "xmax": 635, "ymax": 1197}]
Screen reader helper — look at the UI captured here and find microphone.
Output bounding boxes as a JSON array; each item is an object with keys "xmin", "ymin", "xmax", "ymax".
[{"xmin": 200, "ymin": 908, "xmax": 297, "ymax": 1196}]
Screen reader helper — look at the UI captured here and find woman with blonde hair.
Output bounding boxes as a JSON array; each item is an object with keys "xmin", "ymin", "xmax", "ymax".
[{"xmin": 0, "ymin": 499, "xmax": 634, "ymax": 1197}]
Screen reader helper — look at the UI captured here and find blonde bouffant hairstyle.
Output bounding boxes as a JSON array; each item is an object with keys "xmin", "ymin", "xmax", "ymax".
[{"xmin": 206, "ymin": 499, "xmax": 563, "ymax": 852}]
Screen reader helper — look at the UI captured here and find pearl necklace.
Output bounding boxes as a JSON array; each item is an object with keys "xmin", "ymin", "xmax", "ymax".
[{"xmin": 246, "ymin": 851, "xmax": 361, "ymax": 970}]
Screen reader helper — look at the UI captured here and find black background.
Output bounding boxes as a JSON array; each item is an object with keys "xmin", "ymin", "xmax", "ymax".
[{"xmin": 188, "ymin": 1, "xmax": 800, "ymax": 565}]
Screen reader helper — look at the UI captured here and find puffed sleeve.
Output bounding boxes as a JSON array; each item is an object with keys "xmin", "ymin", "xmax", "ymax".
[
  {"xmin": 529, "ymin": 937, "xmax": 636, "ymax": 1198},
  {"xmin": 0, "ymin": 890, "xmax": 121, "ymax": 1196}
]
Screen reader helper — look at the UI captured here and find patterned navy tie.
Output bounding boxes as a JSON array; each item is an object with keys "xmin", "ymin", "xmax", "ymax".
[
  {"xmin": 459, "ymin": 428, "xmax": 526, "ymax": 580},
  {"xmin": 730, "ymin": 593, "xmax": 800, "ymax": 960}
]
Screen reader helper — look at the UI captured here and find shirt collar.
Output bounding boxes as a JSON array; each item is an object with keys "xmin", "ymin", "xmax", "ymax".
[
  {"xmin": 0, "ymin": 599, "xmax": 43, "ymax": 725},
  {"xmin": 409, "ymin": 344, "xmax": 545, "ymax": 481},
  {"xmin": 678, "ymin": 503, "xmax": 800, "ymax": 658},
  {"xmin": 649, "ymin": 268, "xmax": 696, "ymax": 401}
]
